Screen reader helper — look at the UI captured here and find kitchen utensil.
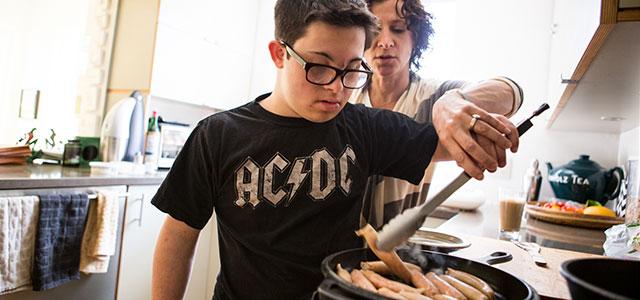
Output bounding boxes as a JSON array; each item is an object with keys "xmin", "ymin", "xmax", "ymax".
[
  {"xmin": 407, "ymin": 228, "xmax": 470, "ymax": 253},
  {"xmin": 512, "ymin": 240, "xmax": 547, "ymax": 266},
  {"xmin": 100, "ymin": 91, "xmax": 145, "ymax": 162},
  {"xmin": 475, "ymin": 251, "xmax": 513, "ymax": 265},
  {"xmin": 377, "ymin": 103, "xmax": 550, "ymax": 252},
  {"xmin": 526, "ymin": 201, "xmax": 624, "ymax": 229},
  {"xmin": 546, "ymin": 155, "xmax": 624, "ymax": 204},
  {"xmin": 560, "ymin": 258, "xmax": 640, "ymax": 300},
  {"xmin": 316, "ymin": 248, "xmax": 538, "ymax": 300}
]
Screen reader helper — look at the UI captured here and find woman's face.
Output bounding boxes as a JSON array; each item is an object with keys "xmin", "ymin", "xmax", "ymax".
[{"xmin": 366, "ymin": 0, "xmax": 414, "ymax": 78}]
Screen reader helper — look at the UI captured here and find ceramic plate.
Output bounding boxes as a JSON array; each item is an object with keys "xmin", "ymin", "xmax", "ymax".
[{"xmin": 407, "ymin": 228, "xmax": 471, "ymax": 253}]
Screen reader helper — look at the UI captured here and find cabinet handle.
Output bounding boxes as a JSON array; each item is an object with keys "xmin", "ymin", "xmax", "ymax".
[
  {"xmin": 129, "ymin": 194, "xmax": 145, "ymax": 227},
  {"xmin": 560, "ymin": 74, "xmax": 579, "ymax": 84}
]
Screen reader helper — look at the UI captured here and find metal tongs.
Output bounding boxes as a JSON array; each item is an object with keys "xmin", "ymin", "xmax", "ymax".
[{"xmin": 376, "ymin": 103, "xmax": 550, "ymax": 252}]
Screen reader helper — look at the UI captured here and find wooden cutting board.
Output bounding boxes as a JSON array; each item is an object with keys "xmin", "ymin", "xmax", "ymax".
[{"xmin": 448, "ymin": 234, "xmax": 601, "ymax": 300}]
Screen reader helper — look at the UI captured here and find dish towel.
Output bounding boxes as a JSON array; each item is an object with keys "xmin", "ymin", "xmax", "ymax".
[
  {"xmin": 32, "ymin": 193, "xmax": 89, "ymax": 291},
  {"xmin": 0, "ymin": 196, "xmax": 39, "ymax": 295},
  {"xmin": 80, "ymin": 191, "xmax": 119, "ymax": 273}
]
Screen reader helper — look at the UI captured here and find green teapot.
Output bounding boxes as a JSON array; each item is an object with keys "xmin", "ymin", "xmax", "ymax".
[{"xmin": 546, "ymin": 155, "xmax": 624, "ymax": 204}]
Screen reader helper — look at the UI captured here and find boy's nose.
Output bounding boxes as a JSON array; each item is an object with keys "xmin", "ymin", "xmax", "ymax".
[{"xmin": 324, "ymin": 77, "xmax": 344, "ymax": 93}]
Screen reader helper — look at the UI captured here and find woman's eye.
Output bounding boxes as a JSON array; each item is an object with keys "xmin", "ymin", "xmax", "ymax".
[{"xmin": 391, "ymin": 27, "xmax": 406, "ymax": 33}]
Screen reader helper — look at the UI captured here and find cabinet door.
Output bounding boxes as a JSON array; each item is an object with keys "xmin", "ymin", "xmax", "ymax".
[
  {"xmin": 116, "ymin": 185, "xmax": 214, "ymax": 300},
  {"xmin": 546, "ymin": 0, "xmax": 601, "ymax": 107}
]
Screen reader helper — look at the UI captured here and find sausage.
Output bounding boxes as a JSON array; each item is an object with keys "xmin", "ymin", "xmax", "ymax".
[
  {"xmin": 409, "ymin": 269, "xmax": 439, "ymax": 296},
  {"xmin": 400, "ymin": 290, "xmax": 435, "ymax": 300},
  {"xmin": 378, "ymin": 287, "xmax": 409, "ymax": 300},
  {"xmin": 336, "ymin": 263, "xmax": 352, "ymax": 283},
  {"xmin": 446, "ymin": 268, "xmax": 495, "ymax": 300},
  {"xmin": 356, "ymin": 224, "xmax": 413, "ymax": 283},
  {"xmin": 350, "ymin": 269, "xmax": 377, "ymax": 292},
  {"xmin": 362, "ymin": 270, "xmax": 424, "ymax": 294},
  {"xmin": 433, "ymin": 295, "xmax": 458, "ymax": 300},
  {"xmin": 441, "ymin": 275, "xmax": 488, "ymax": 300},
  {"xmin": 361, "ymin": 260, "xmax": 423, "ymax": 274},
  {"xmin": 426, "ymin": 272, "xmax": 467, "ymax": 300}
]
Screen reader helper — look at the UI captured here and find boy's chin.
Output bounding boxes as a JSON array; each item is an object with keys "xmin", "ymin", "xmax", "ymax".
[{"xmin": 304, "ymin": 111, "xmax": 340, "ymax": 123}]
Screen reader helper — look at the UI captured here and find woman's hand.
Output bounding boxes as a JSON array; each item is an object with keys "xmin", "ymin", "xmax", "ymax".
[{"xmin": 432, "ymin": 92, "xmax": 519, "ymax": 180}]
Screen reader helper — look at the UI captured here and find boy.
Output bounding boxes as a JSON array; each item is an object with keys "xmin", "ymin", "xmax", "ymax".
[{"xmin": 152, "ymin": 0, "xmax": 517, "ymax": 299}]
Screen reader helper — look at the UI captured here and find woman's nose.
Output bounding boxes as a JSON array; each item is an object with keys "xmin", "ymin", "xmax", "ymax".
[{"xmin": 376, "ymin": 30, "xmax": 394, "ymax": 48}]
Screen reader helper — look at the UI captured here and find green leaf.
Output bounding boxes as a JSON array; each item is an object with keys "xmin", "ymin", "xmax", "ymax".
[{"xmin": 586, "ymin": 200, "xmax": 602, "ymax": 207}]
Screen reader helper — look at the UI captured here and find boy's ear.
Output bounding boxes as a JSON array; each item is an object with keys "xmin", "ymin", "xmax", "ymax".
[{"xmin": 268, "ymin": 40, "xmax": 286, "ymax": 68}]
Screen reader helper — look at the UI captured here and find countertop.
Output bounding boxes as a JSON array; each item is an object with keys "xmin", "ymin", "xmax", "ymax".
[
  {"xmin": 434, "ymin": 201, "xmax": 611, "ymax": 299},
  {"xmin": 0, "ymin": 164, "xmax": 166, "ymax": 189},
  {"xmin": 437, "ymin": 200, "xmax": 607, "ymax": 254}
]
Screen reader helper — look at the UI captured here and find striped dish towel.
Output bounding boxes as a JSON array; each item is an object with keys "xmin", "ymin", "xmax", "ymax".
[
  {"xmin": 0, "ymin": 196, "xmax": 39, "ymax": 294},
  {"xmin": 80, "ymin": 191, "xmax": 119, "ymax": 273},
  {"xmin": 32, "ymin": 193, "xmax": 89, "ymax": 291}
]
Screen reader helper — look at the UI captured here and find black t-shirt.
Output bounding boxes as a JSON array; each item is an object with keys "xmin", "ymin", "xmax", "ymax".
[{"xmin": 152, "ymin": 93, "xmax": 438, "ymax": 299}]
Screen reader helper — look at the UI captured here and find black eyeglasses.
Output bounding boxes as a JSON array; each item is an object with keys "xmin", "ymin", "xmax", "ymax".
[{"xmin": 280, "ymin": 40, "xmax": 372, "ymax": 89}]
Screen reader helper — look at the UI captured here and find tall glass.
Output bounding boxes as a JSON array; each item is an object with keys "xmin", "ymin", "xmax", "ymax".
[{"xmin": 499, "ymin": 188, "xmax": 526, "ymax": 241}]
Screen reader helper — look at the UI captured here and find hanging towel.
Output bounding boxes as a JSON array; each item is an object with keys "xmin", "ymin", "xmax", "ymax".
[
  {"xmin": 32, "ymin": 193, "xmax": 89, "ymax": 291},
  {"xmin": 80, "ymin": 191, "xmax": 119, "ymax": 273},
  {"xmin": 0, "ymin": 196, "xmax": 39, "ymax": 295}
]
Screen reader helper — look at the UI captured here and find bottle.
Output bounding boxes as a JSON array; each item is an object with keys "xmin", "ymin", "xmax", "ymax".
[
  {"xmin": 62, "ymin": 139, "xmax": 81, "ymax": 167},
  {"xmin": 523, "ymin": 159, "xmax": 542, "ymax": 202},
  {"xmin": 144, "ymin": 111, "xmax": 161, "ymax": 170}
]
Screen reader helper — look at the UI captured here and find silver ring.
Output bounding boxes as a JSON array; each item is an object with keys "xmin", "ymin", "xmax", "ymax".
[{"xmin": 469, "ymin": 114, "xmax": 481, "ymax": 131}]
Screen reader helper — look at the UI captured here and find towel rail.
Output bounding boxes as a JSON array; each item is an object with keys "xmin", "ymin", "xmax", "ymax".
[{"xmin": 87, "ymin": 193, "xmax": 130, "ymax": 200}]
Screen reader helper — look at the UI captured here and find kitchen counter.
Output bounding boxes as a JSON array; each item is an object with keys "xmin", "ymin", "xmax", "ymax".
[
  {"xmin": 450, "ymin": 234, "xmax": 599, "ymax": 300},
  {"xmin": 0, "ymin": 164, "xmax": 166, "ymax": 189},
  {"xmin": 433, "ymin": 200, "xmax": 614, "ymax": 299},
  {"xmin": 437, "ymin": 200, "xmax": 607, "ymax": 254}
]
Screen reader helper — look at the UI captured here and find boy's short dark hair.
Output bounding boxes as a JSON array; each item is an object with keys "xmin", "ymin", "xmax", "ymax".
[
  {"xmin": 275, "ymin": 0, "xmax": 379, "ymax": 50},
  {"xmin": 367, "ymin": 0, "xmax": 434, "ymax": 71}
]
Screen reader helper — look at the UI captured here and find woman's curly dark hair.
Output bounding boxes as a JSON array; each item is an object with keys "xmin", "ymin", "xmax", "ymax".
[{"xmin": 367, "ymin": 0, "xmax": 434, "ymax": 72}]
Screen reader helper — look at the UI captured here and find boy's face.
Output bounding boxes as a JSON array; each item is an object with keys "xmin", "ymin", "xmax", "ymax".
[{"xmin": 275, "ymin": 22, "xmax": 367, "ymax": 122}]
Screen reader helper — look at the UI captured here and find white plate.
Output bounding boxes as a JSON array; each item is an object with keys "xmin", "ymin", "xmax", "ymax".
[{"xmin": 407, "ymin": 228, "xmax": 471, "ymax": 252}]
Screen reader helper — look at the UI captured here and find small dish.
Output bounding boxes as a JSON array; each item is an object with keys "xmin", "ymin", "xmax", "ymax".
[{"xmin": 407, "ymin": 228, "xmax": 471, "ymax": 253}]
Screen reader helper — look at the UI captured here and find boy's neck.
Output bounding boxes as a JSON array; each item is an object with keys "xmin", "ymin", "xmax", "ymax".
[{"xmin": 368, "ymin": 72, "xmax": 411, "ymax": 110}]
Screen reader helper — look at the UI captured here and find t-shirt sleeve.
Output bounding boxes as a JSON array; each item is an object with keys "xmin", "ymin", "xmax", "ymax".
[
  {"xmin": 365, "ymin": 108, "xmax": 439, "ymax": 184},
  {"xmin": 415, "ymin": 80, "xmax": 466, "ymax": 124},
  {"xmin": 151, "ymin": 122, "xmax": 216, "ymax": 230}
]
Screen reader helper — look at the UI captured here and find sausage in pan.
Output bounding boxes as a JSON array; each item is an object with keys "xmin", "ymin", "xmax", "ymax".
[
  {"xmin": 409, "ymin": 269, "xmax": 439, "ymax": 296},
  {"xmin": 361, "ymin": 260, "xmax": 422, "ymax": 274},
  {"xmin": 446, "ymin": 268, "xmax": 495, "ymax": 300},
  {"xmin": 400, "ymin": 290, "xmax": 435, "ymax": 300},
  {"xmin": 350, "ymin": 269, "xmax": 377, "ymax": 292},
  {"xmin": 362, "ymin": 270, "xmax": 424, "ymax": 294},
  {"xmin": 441, "ymin": 274, "xmax": 487, "ymax": 300},
  {"xmin": 356, "ymin": 224, "xmax": 413, "ymax": 283},
  {"xmin": 378, "ymin": 287, "xmax": 409, "ymax": 300},
  {"xmin": 426, "ymin": 272, "xmax": 467, "ymax": 300}
]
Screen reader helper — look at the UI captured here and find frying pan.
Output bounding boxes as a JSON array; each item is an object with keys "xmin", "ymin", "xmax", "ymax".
[
  {"xmin": 560, "ymin": 258, "xmax": 640, "ymax": 300},
  {"xmin": 316, "ymin": 248, "xmax": 538, "ymax": 300}
]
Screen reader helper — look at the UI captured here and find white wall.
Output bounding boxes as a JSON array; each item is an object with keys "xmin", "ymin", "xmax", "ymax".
[
  {"xmin": 0, "ymin": 0, "xmax": 90, "ymax": 145},
  {"xmin": 619, "ymin": 126, "xmax": 640, "ymax": 167},
  {"xmin": 249, "ymin": 0, "xmax": 278, "ymax": 99}
]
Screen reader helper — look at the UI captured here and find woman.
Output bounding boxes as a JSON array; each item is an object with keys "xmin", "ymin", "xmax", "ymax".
[{"xmin": 352, "ymin": 0, "xmax": 523, "ymax": 229}]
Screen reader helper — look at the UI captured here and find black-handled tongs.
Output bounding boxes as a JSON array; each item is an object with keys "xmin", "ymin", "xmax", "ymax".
[{"xmin": 376, "ymin": 103, "xmax": 550, "ymax": 251}]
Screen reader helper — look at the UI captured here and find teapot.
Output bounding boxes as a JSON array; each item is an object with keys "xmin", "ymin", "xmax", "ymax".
[{"xmin": 546, "ymin": 155, "xmax": 624, "ymax": 204}]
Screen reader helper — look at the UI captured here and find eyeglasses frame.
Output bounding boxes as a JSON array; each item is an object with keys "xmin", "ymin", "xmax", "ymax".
[{"xmin": 279, "ymin": 40, "xmax": 373, "ymax": 89}]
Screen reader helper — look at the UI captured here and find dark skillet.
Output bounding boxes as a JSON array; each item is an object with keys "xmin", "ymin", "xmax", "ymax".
[{"xmin": 316, "ymin": 248, "xmax": 538, "ymax": 300}]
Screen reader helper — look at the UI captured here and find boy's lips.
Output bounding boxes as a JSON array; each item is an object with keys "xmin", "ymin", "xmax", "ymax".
[{"xmin": 316, "ymin": 99, "xmax": 342, "ymax": 111}]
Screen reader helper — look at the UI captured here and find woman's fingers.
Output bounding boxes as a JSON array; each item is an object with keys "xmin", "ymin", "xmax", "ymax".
[
  {"xmin": 471, "ymin": 120, "xmax": 512, "ymax": 149},
  {"xmin": 475, "ymin": 135, "xmax": 498, "ymax": 172},
  {"xmin": 466, "ymin": 108, "xmax": 511, "ymax": 136}
]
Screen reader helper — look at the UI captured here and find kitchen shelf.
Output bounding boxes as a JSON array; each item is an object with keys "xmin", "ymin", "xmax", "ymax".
[{"xmin": 546, "ymin": 0, "xmax": 640, "ymax": 133}]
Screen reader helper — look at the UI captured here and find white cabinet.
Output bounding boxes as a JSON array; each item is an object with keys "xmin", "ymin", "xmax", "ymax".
[
  {"xmin": 546, "ymin": 0, "xmax": 601, "ymax": 109},
  {"xmin": 116, "ymin": 184, "xmax": 216, "ymax": 300},
  {"xmin": 151, "ymin": 0, "xmax": 259, "ymax": 110}
]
